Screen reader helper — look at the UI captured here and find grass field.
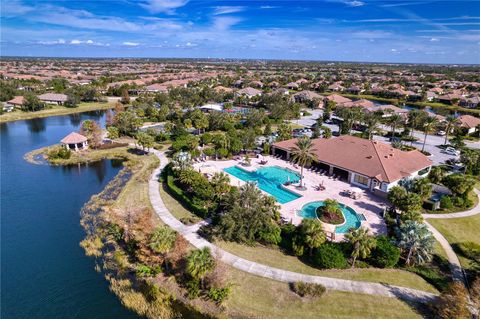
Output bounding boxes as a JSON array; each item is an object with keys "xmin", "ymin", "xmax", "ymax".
[
  {"xmin": 158, "ymin": 182, "xmax": 202, "ymax": 223},
  {"xmin": 225, "ymin": 266, "xmax": 425, "ymax": 319},
  {"xmin": 0, "ymin": 102, "xmax": 114, "ymax": 123},
  {"xmin": 216, "ymin": 240, "xmax": 438, "ymax": 293},
  {"xmin": 428, "ymin": 214, "xmax": 480, "ymax": 269}
]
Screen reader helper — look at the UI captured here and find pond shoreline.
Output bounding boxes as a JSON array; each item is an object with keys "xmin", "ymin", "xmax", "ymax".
[{"xmin": 0, "ymin": 102, "xmax": 115, "ymax": 123}]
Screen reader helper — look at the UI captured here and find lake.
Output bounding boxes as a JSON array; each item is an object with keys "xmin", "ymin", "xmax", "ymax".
[{"xmin": 0, "ymin": 111, "xmax": 139, "ymax": 319}]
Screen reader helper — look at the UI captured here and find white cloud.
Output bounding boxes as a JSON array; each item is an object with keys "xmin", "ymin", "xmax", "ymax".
[
  {"xmin": 139, "ymin": 0, "xmax": 189, "ymax": 14},
  {"xmin": 212, "ymin": 17, "xmax": 242, "ymax": 31},
  {"xmin": 1, "ymin": 0, "xmax": 34, "ymax": 17},
  {"xmin": 123, "ymin": 42, "xmax": 140, "ymax": 46},
  {"xmin": 38, "ymin": 39, "xmax": 66, "ymax": 45},
  {"xmin": 430, "ymin": 38, "xmax": 439, "ymax": 42},
  {"xmin": 327, "ymin": 0, "xmax": 365, "ymax": 7},
  {"xmin": 213, "ymin": 6, "xmax": 245, "ymax": 15},
  {"xmin": 260, "ymin": 6, "xmax": 279, "ymax": 9},
  {"xmin": 69, "ymin": 39, "xmax": 108, "ymax": 46}
]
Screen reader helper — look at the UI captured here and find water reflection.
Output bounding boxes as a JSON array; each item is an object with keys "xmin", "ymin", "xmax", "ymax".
[
  {"xmin": 26, "ymin": 118, "xmax": 46, "ymax": 133},
  {"xmin": 69, "ymin": 113, "xmax": 82, "ymax": 126}
]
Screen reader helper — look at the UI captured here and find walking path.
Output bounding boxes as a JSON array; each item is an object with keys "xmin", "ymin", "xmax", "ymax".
[
  {"xmin": 148, "ymin": 149, "xmax": 437, "ymax": 303},
  {"xmin": 422, "ymin": 188, "xmax": 480, "ymax": 284}
]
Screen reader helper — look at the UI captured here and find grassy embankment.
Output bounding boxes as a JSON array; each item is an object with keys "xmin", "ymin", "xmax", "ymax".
[
  {"xmin": 0, "ymin": 102, "xmax": 115, "ymax": 123},
  {"xmin": 225, "ymin": 267, "xmax": 424, "ymax": 319},
  {"xmin": 428, "ymin": 214, "xmax": 480, "ymax": 272}
]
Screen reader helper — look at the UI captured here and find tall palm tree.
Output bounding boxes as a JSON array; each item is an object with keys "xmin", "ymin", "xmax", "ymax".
[
  {"xmin": 396, "ymin": 221, "xmax": 434, "ymax": 266},
  {"xmin": 290, "ymin": 136, "xmax": 318, "ymax": 188},
  {"xmin": 345, "ymin": 227, "xmax": 376, "ymax": 268},
  {"xmin": 444, "ymin": 115, "xmax": 460, "ymax": 145},
  {"xmin": 407, "ymin": 110, "xmax": 427, "ymax": 144},
  {"xmin": 186, "ymin": 247, "xmax": 215, "ymax": 288},
  {"xmin": 149, "ymin": 226, "xmax": 177, "ymax": 271},
  {"xmin": 421, "ymin": 116, "xmax": 439, "ymax": 152},
  {"xmin": 300, "ymin": 219, "xmax": 326, "ymax": 256},
  {"xmin": 387, "ymin": 113, "xmax": 404, "ymax": 138},
  {"xmin": 363, "ymin": 113, "xmax": 381, "ymax": 140}
]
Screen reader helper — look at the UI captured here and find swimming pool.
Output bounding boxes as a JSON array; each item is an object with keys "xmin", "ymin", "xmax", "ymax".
[
  {"xmin": 298, "ymin": 201, "xmax": 362, "ymax": 234},
  {"xmin": 223, "ymin": 165, "xmax": 302, "ymax": 204}
]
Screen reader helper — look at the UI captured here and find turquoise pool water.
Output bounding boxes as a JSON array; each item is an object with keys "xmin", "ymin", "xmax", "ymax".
[
  {"xmin": 298, "ymin": 201, "xmax": 362, "ymax": 234},
  {"xmin": 224, "ymin": 165, "xmax": 302, "ymax": 204}
]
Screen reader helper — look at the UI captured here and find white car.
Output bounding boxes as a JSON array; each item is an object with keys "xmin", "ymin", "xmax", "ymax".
[
  {"xmin": 444, "ymin": 147, "xmax": 460, "ymax": 156},
  {"xmin": 436, "ymin": 130, "xmax": 446, "ymax": 136}
]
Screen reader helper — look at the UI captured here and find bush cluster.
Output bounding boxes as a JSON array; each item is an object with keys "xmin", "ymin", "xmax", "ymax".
[
  {"xmin": 290, "ymin": 282, "xmax": 326, "ymax": 298},
  {"xmin": 47, "ymin": 146, "xmax": 71, "ymax": 160}
]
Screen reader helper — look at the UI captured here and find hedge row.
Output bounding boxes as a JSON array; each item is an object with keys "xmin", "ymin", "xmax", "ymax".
[{"xmin": 164, "ymin": 171, "xmax": 208, "ymax": 218}]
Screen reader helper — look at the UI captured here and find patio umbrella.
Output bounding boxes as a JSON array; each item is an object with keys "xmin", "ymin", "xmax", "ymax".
[{"xmin": 351, "ymin": 187, "xmax": 364, "ymax": 194}]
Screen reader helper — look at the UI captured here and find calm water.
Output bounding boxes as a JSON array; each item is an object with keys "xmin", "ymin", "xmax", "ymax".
[{"xmin": 1, "ymin": 111, "xmax": 139, "ymax": 319}]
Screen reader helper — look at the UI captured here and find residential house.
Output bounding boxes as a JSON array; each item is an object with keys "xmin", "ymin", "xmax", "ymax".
[
  {"xmin": 38, "ymin": 93, "xmax": 68, "ymax": 105},
  {"xmin": 457, "ymin": 115, "xmax": 480, "ymax": 134},
  {"xmin": 236, "ymin": 87, "xmax": 262, "ymax": 98}
]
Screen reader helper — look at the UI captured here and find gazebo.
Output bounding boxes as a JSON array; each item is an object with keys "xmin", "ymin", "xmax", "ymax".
[{"xmin": 61, "ymin": 132, "xmax": 88, "ymax": 151}]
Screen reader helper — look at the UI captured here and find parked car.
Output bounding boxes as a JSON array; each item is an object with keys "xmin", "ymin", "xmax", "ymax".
[
  {"xmin": 443, "ymin": 147, "xmax": 460, "ymax": 156},
  {"xmin": 436, "ymin": 130, "xmax": 446, "ymax": 136}
]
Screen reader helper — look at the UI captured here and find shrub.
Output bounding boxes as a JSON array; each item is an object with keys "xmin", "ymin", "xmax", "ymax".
[
  {"xmin": 313, "ymin": 243, "xmax": 348, "ymax": 269},
  {"xmin": 316, "ymin": 199, "xmax": 344, "ymax": 225},
  {"xmin": 279, "ymin": 223, "xmax": 297, "ymax": 252},
  {"xmin": 440, "ymin": 196, "xmax": 453, "ymax": 209},
  {"xmin": 452, "ymin": 196, "xmax": 464, "ymax": 208},
  {"xmin": 136, "ymin": 264, "xmax": 161, "ymax": 277},
  {"xmin": 207, "ymin": 286, "xmax": 232, "ymax": 304},
  {"xmin": 47, "ymin": 146, "xmax": 71, "ymax": 160},
  {"xmin": 290, "ymin": 282, "xmax": 326, "ymax": 298},
  {"xmin": 369, "ymin": 236, "xmax": 400, "ymax": 268},
  {"xmin": 457, "ymin": 241, "xmax": 480, "ymax": 260},
  {"xmin": 165, "ymin": 173, "xmax": 208, "ymax": 217},
  {"xmin": 186, "ymin": 280, "xmax": 201, "ymax": 299}
]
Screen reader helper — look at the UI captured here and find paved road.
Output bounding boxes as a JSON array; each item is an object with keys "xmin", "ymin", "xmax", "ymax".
[
  {"xmin": 148, "ymin": 149, "xmax": 437, "ymax": 303},
  {"xmin": 292, "ymin": 110, "xmax": 480, "ymax": 165}
]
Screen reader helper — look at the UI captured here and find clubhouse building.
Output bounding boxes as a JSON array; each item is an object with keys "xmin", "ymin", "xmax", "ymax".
[{"xmin": 272, "ymin": 135, "xmax": 432, "ymax": 197}]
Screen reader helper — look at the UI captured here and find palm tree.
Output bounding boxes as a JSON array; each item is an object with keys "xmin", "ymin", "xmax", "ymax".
[
  {"xmin": 387, "ymin": 114, "xmax": 403, "ymax": 138},
  {"xmin": 290, "ymin": 136, "xmax": 317, "ymax": 188},
  {"xmin": 149, "ymin": 226, "xmax": 177, "ymax": 271},
  {"xmin": 211, "ymin": 172, "xmax": 231, "ymax": 198},
  {"xmin": 421, "ymin": 116, "xmax": 439, "ymax": 152},
  {"xmin": 407, "ymin": 110, "xmax": 427, "ymax": 144},
  {"xmin": 186, "ymin": 247, "xmax": 215, "ymax": 288},
  {"xmin": 300, "ymin": 219, "xmax": 326, "ymax": 256},
  {"xmin": 444, "ymin": 115, "xmax": 460, "ymax": 145},
  {"xmin": 396, "ymin": 221, "xmax": 434, "ymax": 266},
  {"xmin": 363, "ymin": 113, "xmax": 381, "ymax": 140},
  {"xmin": 345, "ymin": 227, "xmax": 376, "ymax": 268}
]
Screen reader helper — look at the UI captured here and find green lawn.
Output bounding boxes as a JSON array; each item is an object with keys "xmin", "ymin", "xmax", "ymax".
[
  {"xmin": 428, "ymin": 214, "xmax": 480, "ymax": 270},
  {"xmin": 225, "ymin": 266, "xmax": 425, "ymax": 319},
  {"xmin": 216, "ymin": 240, "xmax": 438, "ymax": 293},
  {"xmin": 0, "ymin": 101, "xmax": 114, "ymax": 123},
  {"xmin": 158, "ymin": 182, "xmax": 202, "ymax": 224}
]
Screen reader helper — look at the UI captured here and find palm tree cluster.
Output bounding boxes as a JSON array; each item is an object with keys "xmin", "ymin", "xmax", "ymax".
[{"xmin": 290, "ymin": 136, "xmax": 318, "ymax": 188}]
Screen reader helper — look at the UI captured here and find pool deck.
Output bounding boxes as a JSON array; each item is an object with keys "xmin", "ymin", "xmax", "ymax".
[{"xmin": 193, "ymin": 156, "xmax": 387, "ymax": 241}]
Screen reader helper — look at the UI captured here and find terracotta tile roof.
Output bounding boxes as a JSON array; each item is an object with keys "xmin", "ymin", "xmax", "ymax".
[
  {"xmin": 273, "ymin": 135, "xmax": 432, "ymax": 183},
  {"xmin": 61, "ymin": 132, "xmax": 88, "ymax": 144},
  {"xmin": 325, "ymin": 94, "xmax": 351, "ymax": 104},
  {"xmin": 7, "ymin": 96, "xmax": 25, "ymax": 105},
  {"xmin": 458, "ymin": 115, "xmax": 480, "ymax": 129},
  {"xmin": 38, "ymin": 93, "xmax": 68, "ymax": 102}
]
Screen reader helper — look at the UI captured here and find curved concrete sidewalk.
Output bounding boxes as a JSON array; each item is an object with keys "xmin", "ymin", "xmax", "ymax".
[
  {"xmin": 422, "ymin": 188, "xmax": 480, "ymax": 284},
  {"xmin": 148, "ymin": 149, "xmax": 436, "ymax": 303}
]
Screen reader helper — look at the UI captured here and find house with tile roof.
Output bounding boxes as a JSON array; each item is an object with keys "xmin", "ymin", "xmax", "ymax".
[
  {"xmin": 457, "ymin": 115, "xmax": 480, "ymax": 134},
  {"xmin": 272, "ymin": 135, "xmax": 432, "ymax": 197}
]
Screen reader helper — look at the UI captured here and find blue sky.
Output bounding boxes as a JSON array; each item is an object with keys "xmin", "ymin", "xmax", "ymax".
[{"xmin": 1, "ymin": 0, "xmax": 479, "ymax": 63}]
